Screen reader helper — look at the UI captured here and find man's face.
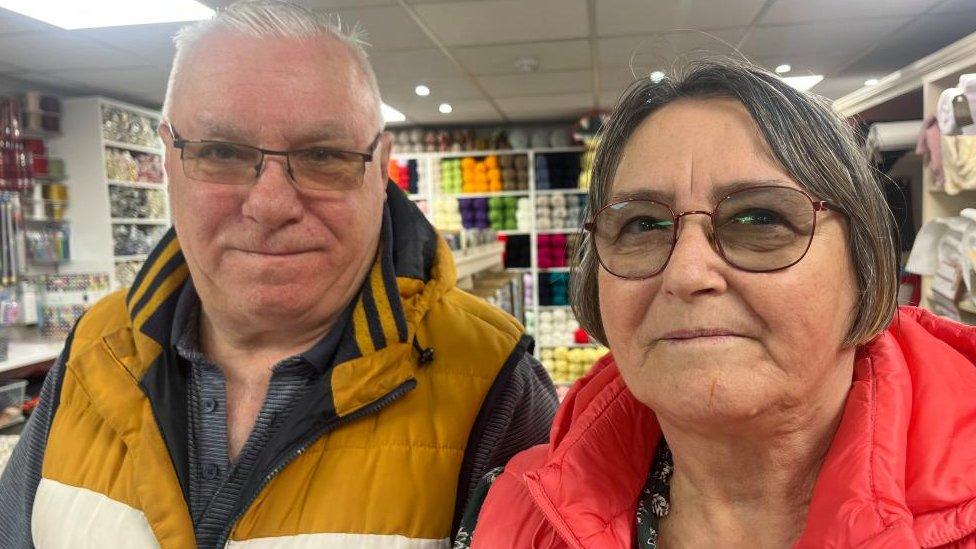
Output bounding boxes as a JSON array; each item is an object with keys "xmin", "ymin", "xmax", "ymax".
[{"xmin": 164, "ymin": 31, "xmax": 390, "ymax": 328}]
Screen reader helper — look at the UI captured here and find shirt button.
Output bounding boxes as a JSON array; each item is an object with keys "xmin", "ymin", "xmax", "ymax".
[
  {"xmin": 203, "ymin": 463, "xmax": 220, "ymax": 480},
  {"xmin": 203, "ymin": 398, "xmax": 218, "ymax": 414}
]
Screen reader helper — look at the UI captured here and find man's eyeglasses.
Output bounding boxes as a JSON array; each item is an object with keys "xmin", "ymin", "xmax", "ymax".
[
  {"xmin": 165, "ymin": 124, "xmax": 381, "ymax": 192},
  {"xmin": 583, "ymin": 185, "xmax": 842, "ymax": 279}
]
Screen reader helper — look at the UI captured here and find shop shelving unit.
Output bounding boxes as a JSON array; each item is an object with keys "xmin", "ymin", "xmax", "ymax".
[
  {"xmin": 392, "ymin": 146, "xmax": 602, "ymax": 351},
  {"xmin": 54, "ymin": 97, "xmax": 171, "ymax": 289},
  {"xmin": 835, "ymin": 31, "xmax": 976, "ymax": 320}
]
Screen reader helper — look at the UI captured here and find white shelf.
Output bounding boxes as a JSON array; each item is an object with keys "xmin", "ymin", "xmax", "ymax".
[
  {"xmin": 24, "ymin": 217, "xmax": 68, "ymax": 223},
  {"xmin": 539, "ymin": 267, "xmax": 570, "ymax": 273},
  {"xmin": 114, "ymin": 254, "xmax": 148, "ymax": 262},
  {"xmin": 497, "ymin": 229, "xmax": 530, "ymax": 235},
  {"xmin": 103, "ymin": 139, "xmax": 163, "ymax": 156},
  {"xmin": 395, "ymin": 146, "xmax": 584, "ymax": 160},
  {"xmin": 443, "ymin": 191, "xmax": 530, "ymax": 198},
  {"xmin": 0, "ymin": 339, "xmax": 64, "ymax": 374},
  {"xmin": 107, "ymin": 179, "xmax": 165, "ymax": 190},
  {"xmin": 537, "ymin": 228, "xmax": 580, "ymax": 234},
  {"xmin": 535, "ymin": 188, "xmax": 587, "ymax": 195},
  {"xmin": 111, "ymin": 218, "xmax": 170, "ymax": 225},
  {"xmin": 538, "ymin": 305, "xmax": 573, "ymax": 310},
  {"xmin": 452, "ymin": 242, "xmax": 504, "ymax": 279}
]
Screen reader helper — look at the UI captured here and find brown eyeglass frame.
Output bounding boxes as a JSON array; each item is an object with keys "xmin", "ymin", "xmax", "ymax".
[
  {"xmin": 582, "ymin": 185, "xmax": 842, "ymax": 280},
  {"xmin": 164, "ymin": 123, "xmax": 381, "ymax": 189}
]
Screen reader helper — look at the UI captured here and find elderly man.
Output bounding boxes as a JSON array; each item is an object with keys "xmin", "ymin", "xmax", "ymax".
[{"xmin": 0, "ymin": 1, "xmax": 556, "ymax": 547}]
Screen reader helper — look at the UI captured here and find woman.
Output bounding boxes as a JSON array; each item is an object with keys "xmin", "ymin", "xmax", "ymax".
[{"xmin": 457, "ymin": 59, "xmax": 976, "ymax": 548}]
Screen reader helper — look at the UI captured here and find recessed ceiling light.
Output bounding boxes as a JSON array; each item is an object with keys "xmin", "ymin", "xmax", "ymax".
[
  {"xmin": 439, "ymin": 103, "xmax": 453, "ymax": 114},
  {"xmin": 650, "ymin": 70, "xmax": 665, "ymax": 83},
  {"xmin": 0, "ymin": 0, "xmax": 214, "ymax": 29},
  {"xmin": 864, "ymin": 78, "xmax": 879, "ymax": 86},
  {"xmin": 414, "ymin": 84, "xmax": 431, "ymax": 97},
  {"xmin": 381, "ymin": 103, "xmax": 406, "ymax": 123},
  {"xmin": 781, "ymin": 75, "xmax": 824, "ymax": 92},
  {"xmin": 775, "ymin": 64, "xmax": 792, "ymax": 74}
]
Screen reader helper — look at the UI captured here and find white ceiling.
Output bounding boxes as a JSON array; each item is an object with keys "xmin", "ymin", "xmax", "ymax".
[{"xmin": 0, "ymin": 0, "xmax": 974, "ymax": 124}]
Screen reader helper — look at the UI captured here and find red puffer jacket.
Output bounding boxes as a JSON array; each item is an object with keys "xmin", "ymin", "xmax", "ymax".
[{"xmin": 471, "ymin": 307, "xmax": 976, "ymax": 548}]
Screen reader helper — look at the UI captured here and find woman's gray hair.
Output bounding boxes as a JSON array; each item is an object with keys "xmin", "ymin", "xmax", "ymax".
[
  {"xmin": 571, "ymin": 57, "xmax": 899, "ymax": 347},
  {"xmin": 162, "ymin": 0, "xmax": 383, "ymax": 129}
]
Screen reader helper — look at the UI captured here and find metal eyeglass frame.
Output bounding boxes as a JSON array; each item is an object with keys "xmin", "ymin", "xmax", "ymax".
[
  {"xmin": 164, "ymin": 123, "xmax": 382, "ymax": 188},
  {"xmin": 582, "ymin": 185, "xmax": 843, "ymax": 280}
]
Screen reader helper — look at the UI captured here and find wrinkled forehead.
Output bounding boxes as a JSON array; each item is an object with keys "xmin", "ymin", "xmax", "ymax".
[
  {"xmin": 169, "ymin": 31, "xmax": 376, "ymax": 144},
  {"xmin": 610, "ymin": 98, "xmax": 799, "ymax": 207}
]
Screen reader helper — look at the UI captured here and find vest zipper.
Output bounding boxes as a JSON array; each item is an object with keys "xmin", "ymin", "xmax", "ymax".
[{"xmin": 217, "ymin": 378, "xmax": 417, "ymax": 547}]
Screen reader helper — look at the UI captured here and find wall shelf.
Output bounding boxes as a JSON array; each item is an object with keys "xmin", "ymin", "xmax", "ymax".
[{"xmin": 102, "ymin": 139, "xmax": 162, "ymax": 156}]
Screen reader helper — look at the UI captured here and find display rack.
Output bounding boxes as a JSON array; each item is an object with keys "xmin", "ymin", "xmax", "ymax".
[
  {"xmin": 393, "ymin": 145, "xmax": 604, "ymax": 355},
  {"xmin": 835, "ymin": 31, "xmax": 976, "ymax": 315},
  {"xmin": 54, "ymin": 97, "xmax": 171, "ymax": 289}
]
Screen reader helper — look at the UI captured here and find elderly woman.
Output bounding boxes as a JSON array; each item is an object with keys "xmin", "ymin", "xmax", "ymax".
[{"xmin": 456, "ymin": 59, "xmax": 976, "ymax": 548}]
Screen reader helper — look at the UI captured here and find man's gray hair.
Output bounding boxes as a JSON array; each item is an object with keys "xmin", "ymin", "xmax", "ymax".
[
  {"xmin": 571, "ymin": 57, "xmax": 899, "ymax": 347},
  {"xmin": 162, "ymin": 0, "xmax": 383, "ymax": 129}
]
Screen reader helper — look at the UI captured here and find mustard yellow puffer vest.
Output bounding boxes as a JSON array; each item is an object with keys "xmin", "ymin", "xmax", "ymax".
[{"xmin": 32, "ymin": 203, "xmax": 524, "ymax": 548}]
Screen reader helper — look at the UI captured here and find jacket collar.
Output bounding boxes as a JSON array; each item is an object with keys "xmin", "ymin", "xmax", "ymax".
[
  {"xmin": 523, "ymin": 307, "xmax": 976, "ymax": 548},
  {"xmin": 119, "ymin": 182, "xmax": 450, "ymax": 417}
]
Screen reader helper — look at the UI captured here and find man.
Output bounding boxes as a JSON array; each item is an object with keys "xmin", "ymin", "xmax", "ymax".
[{"xmin": 0, "ymin": 1, "xmax": 556, "ymax": 547}]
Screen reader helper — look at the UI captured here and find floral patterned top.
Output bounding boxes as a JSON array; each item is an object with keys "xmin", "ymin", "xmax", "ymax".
[{"xmin": 453, "ymin": 442, "xmax": 674, "ymax": 549}]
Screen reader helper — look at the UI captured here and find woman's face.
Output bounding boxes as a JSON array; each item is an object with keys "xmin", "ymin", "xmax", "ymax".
[{"xmin": 598, "ymin": 97, "xmax": 858, "ymax": 431}]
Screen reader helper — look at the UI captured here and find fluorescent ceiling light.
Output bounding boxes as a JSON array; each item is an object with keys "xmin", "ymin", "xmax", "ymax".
[
  {"xmin": 439, "ymin": 103, "xmax": 453, "ymax": 114},
  {"xmin": 775, "ymin": 64, "xmax": 791, "ymax": 74},
  {"xmin": 414, "ymin": 84, "xmax": 431, "ymax": 97},
  {"xmin": 649, "ymin": 70, "xmax": 665, "ymax": 83},
  {"xmin": 864, "ymin": 78, "xmax": 879, "ymax": 86},
  {"xmin": 0, "ymin": 0, "xmax": 214, "ymax": 29},
  {"xmin": 781, "ymin": 75, "xmax": 824, "ymax": 92},
  {"xmin": 382, "ymin": 102, "xmax": 406, "ymax": 123}
]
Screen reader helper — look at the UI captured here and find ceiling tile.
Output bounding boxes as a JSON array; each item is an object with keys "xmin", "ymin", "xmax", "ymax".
[
  {"xmin": 307, "ymin": 0, "xmax": 397, "ymax": 7},
  {"xmin": 596, "ymin": 0, "xmax": 765, "ymax": 36},
  {"xmin": 809, "ymin": 75, "xmax": 873, "ymax": 100},
  {"xmin": 19, "ymin": 67, "xmax": 169, "ymax": 104},
  {"xmin": 479, "ymin": 70, "xmax": 592, "ymax": 98},
  {"xmin": 597, "ymin": 29, "xmax": 747, "ymax": 70},
  {"xmin": 452, "ymin": 39, "xmax": 592, "ymax": 76},
  {"xmin": 404, "ymin": 98, "xmax": 503, "ymax": 124},
  {"xmin": 741, "ymin": 18, "xmax": 910, "ymax": 58},
  {"xmin": 0, "ymin": 30, "xmax": 145, "ymax": 71},
  {"xmin": 380, "ymin": 74, "xmax": 483, "ymax": 101},
  {"xmin": 840, "ymin": 12, "xmax": 976, "ymax": 76},
  {"xmin": 414, "ymin": 0, "xmax": 588, "ymax": 47},
  {"xmin": 751, "ymin": 52, "xmax": 850, "ymax": 76},
  {"xmin": 330, "ymin": 5, "xmax": 435, "ymax": 51},
  {"xmin": 75, "ymin": 23, "xmax": 184, "ymax": 66},
  {"xmin": 920, "ymin": 0, "xmax": 976, "ymax": 14},
  {"xmin": 761, "ymin": 0, "xmax": 942, "ymax": 25},
  {"xmin": 370, "ymin": 48, "xmax": 461, "ymax": 80},
  {"xmin": 0, "ymin": 7, "xmax": 57, "ymax": 34},
  {"xmin": 496, "ymin": 92, "xmax": 592, "ymax": 119}
]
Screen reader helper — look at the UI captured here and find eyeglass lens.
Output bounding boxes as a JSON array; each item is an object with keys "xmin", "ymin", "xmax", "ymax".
[
  {"xmin": 592, "ymin": 187, "xmax": 818, "ymax": 278},
  {"xmin": 180, "ymin": 141, "xmax": 367, "ymax": 191}
]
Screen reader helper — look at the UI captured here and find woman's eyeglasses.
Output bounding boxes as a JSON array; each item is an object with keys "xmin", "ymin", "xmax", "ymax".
[{"xmin": 583, "ymin": 185, "xmax": 841, "ymax": 279}]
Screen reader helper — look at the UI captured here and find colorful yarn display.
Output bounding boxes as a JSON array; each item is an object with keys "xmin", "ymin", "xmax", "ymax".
[
  {"xmin": 503, "ymin": 234, "xmax": 531, "ymax": 268},
  {"xmin": 535, "ymin": 152, "xmax": 582, "ymax": 190},
  {"xmin": 388, "ymin": 158, "xmax": 422, "ymax": 194},
  {"xmin": 433, "ymin": 197, "xmax": 461, "ymax": 231},
  {"xmin": 537, "ymin": 234, "xmax": 569, "ymax": 269},
  {"xmin": 538, "ymin": 272, "xmax": 570, "ymax": 306},
  {"xmin": 535, "ymin": 194, "xmax": 587, "ymax": 230},
  {"xmin": 540, "ymin": 346, "xmax": 608, "ymax": 383}
]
